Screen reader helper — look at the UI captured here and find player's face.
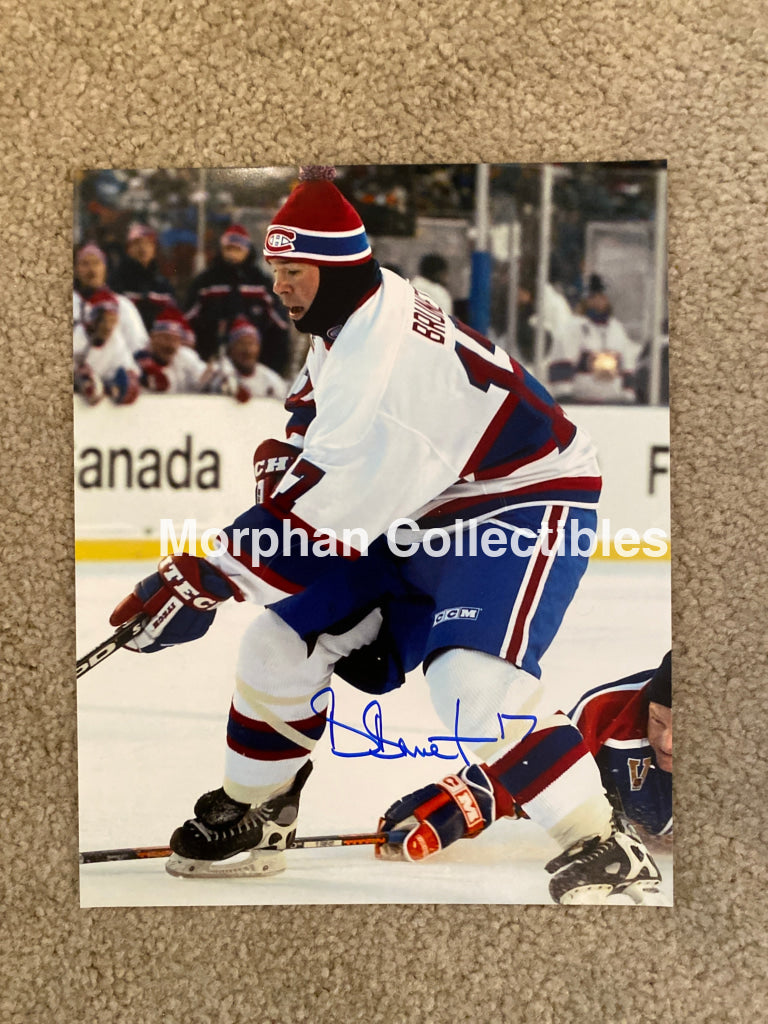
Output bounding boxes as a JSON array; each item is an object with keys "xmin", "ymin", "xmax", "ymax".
[
  {"xmin": 271, "ymin": 261, "xmax": 320, "ymax": 320},
  {"xmin": 76, "ymin": 252, "xmax": 107, "ymax": 288},
  {"xmin": 91, "ymin": 309, "xmax": 118, "ymax": 342},
  {"xmin": 221, "ymin": 243, "xmax": 248, "ymax": 264},
  {"xmin": 229, "ymin": 334, "xmax": 260, "ymax": 374},
  {"xmin": 151, "ymin": 330, "xmax": 181, "ymax": 363},
  {"xmin": 647, "ymin": 701, "xmax": 672, "ymax": 773}
]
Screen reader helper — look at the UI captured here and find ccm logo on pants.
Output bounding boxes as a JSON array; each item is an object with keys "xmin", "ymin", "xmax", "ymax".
[{"xmin": 434, "ymin": 607, "xmax": 481, "ymax": 626}]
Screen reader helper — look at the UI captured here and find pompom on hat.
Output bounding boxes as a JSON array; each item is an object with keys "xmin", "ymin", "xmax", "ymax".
[{"xmin": 264, "ymin": 166, "xmax": 372, "ymax": 267}]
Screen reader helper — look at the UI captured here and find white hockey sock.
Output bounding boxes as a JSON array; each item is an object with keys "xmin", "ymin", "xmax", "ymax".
[
  {"xmin": 426, "ymin": 649, "xmax": 613, "ymax": 850},
  {"xmin": 224, "ymin": 608, "xmax": 382, "ymax": 805}
]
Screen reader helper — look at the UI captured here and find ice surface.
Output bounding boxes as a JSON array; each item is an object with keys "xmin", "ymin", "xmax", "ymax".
[{"xmin": 76, "ymin": 559, "xmax": 672, "ymax": 907}]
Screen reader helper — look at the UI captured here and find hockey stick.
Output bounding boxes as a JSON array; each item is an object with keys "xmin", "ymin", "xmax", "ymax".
[
  {"xmin": 80, "ymin": 832, "xmax": 388, "ymax": 863},
  {"xmin": 76, "ymin": 617, "xmax": 147, "ymax": 678}
]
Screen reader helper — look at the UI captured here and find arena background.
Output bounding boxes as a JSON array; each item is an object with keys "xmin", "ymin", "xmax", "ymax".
[{"xmin": 2, "ymin": 1, "xmax": 766, "ymax": 1021}]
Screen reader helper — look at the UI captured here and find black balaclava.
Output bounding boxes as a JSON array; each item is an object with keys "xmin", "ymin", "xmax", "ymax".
[{"xmin": 294, "ymin": 259, "xmax": 382, "ymax": 340}]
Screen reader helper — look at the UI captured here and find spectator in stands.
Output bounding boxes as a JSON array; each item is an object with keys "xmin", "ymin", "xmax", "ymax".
[
  {"xmin": 134, "ymin": 307, "xmax": 215, "ymax": 394},
  {"xmin": 410, "ymin": 253, "xmax": 454, "ymax": 314},
  {"xmin": 184, "ymin": 223, "xmax": 291, "ymax": 375},
  {"xmin": 109, "ymin": 223, "xmax": 176, "ymax": 333},
  {"xmin": 220, "ymin": 316, "xmax": 288, "ymax": 401},
  {"xmin": 73, "ymin": 289, "xmax": 140, "ymax": 405},
  {"xmin": 546, "ymin": 274, "xmax": 641, "ymax": 404},
  {"xmin": 74, "ymin": 243, "xmax": 148, "ymax": 355}
]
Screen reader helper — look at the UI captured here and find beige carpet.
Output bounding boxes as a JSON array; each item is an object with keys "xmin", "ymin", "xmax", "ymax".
[{"xmin": 2, "ymin": 1, "xmax": 766, "ymax": 1021}]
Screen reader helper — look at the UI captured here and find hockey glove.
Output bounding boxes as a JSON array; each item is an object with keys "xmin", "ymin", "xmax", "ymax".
[
  {"xmin": 74, "ymin": 364, "xmax": 105, "ymax": 405},
  {"xmin": 108, "ymin": 367, "xmax": 140, "ymax": 405},
  {"xmin": 109, "ymin": 553, "xmax": 241, "ymax": 653},
  {"xmin": 136, "ymin": 355, "xmax": 171, "ymax": 392},
  {"xmin": 253, "ymin": 437, "xmax": 302, "ymax": 504},
  {"xmin": 376, "ymin": 764, "xmax": 498, "ymax": 862}
]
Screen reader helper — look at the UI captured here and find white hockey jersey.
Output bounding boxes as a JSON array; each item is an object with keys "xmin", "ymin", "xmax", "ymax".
[
  {"xmin": 73, "ymin": 322, "xmax": 140, "ymax": 384},
  {"xmin": 220, "ymin": 356, "xmax": 288, "ymax": 401},
  {"xmin": 135, "ymin": 344, "xmax": 210, "ymax": 394},
  {"xmin": 213, "ymin": 269, "xmax": 601, "ymax": 606},
  {"xmin": 73, "ymin": 291, "xmax": 149, "ymax": 354}
]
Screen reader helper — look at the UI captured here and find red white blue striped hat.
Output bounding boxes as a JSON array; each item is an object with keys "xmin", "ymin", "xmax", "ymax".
[
  {"xmin": 264, "ymin": 166, "xmax": 371, "ymax": 266},
  {"xmin": 221, "ymin": 223, "xmax": 251, "ymax": 249},
  {"xmin": 151, "ymin": 305, "xmax": 192, "ymax": 341},
  {"xmin": 85, "ymin": 288, "xmax": 119, "ymax": 322},
  {"xmin": 228, "ymin": 315, "xmax": 259, "ymax": 343}
]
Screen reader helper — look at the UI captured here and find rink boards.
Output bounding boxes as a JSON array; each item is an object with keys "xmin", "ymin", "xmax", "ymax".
[{"xmin": 73, "ymin": 396, "xmax": 671, "ymax": 560}]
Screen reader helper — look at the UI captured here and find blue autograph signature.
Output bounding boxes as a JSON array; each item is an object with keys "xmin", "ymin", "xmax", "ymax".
[{"xmin": 310, "ymin": 687, "xmax": 536, "ymax": 767}]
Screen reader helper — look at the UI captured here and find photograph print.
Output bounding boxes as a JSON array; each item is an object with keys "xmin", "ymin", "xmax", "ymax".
[{"xmin": 74, "ymin": 161, "xmax": 672, "ymax": 907}]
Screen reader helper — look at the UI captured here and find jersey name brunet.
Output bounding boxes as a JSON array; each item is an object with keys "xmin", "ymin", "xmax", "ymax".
[{"xmin": 411, "ymin": 290, "xmax": 447, "ymax": 344}]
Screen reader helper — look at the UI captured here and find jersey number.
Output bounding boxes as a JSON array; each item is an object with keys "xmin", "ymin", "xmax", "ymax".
[
  {"xmin": 454, "ymin": 339, "xmax": 575, "ymax": 451},
  {"xmin": 455, "ymin": 341, "xmax": 517, "ymax": 393},
  {"xmin": 271, "ymin": 458, "xmax": 325, "ymax": 514}
]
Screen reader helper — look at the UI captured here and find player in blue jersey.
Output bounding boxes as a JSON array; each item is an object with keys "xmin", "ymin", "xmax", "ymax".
[
  {"xmin": 568, "ymin": 651, "xmax": 672, "ymax": 841},
  {"xmin": 109, "ymin": 166, "xmax": 662, "ymax": 903}
]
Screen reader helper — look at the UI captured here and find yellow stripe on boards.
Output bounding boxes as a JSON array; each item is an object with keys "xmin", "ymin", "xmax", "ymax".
[{"xmin": 75, "ymin": 538, "xmax": 670, "ymax": 562}]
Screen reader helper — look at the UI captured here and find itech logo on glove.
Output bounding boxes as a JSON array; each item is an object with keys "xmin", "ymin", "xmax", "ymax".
[
  {"xmin": 158, "ymin": 557, "xmax": 220, "ymax": 610},
  {"xmin": 433, "ymin": 606, "xmax": 481, "ymax": 626}
]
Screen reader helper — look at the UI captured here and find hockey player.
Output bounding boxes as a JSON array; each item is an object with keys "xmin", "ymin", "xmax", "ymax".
[
  {"xmin": 73, "ymin": 288, "xmax": 141, "ymax": 405},
  {"xmin": 568, "ymin": 650, "xmax": 672, "ymax": 842},
  {"xmin": 219, "ymin": 316, "xmax": 288, "ymax": 401},
  {"xmin": 74, "ymin": 243, "xmax": 149, "ymax": 355},
  {"xmin": 134, "ymin": 306, "xmax": 211, "ymax": 394},
  {"xmin": 378, "ymin": 651, "xmax": 672, "ymax": 894},
  {"xmin": 109, "ymin": 166, "xmax": 661, "ymax": 903}
]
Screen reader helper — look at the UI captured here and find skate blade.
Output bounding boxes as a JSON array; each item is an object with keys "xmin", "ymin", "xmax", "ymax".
[
  {"xmin": 559, "ymin": 882, "xmax": 669, "ymax": 906},
  {"xmin": 621, "ymin": 880, "xmax": 671, "ymax": 906},
  {"xmin": 165, "ymin": 849, "xmax": 286, "ymax": 879},
  {"xmin": 558, "ymin": 884, "xmax": 615, "ymax": 905}
]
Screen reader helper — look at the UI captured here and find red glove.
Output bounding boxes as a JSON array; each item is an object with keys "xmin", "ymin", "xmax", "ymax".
[
  {"xmin": 109, "ymin": 553, "xmax": 241, "ymax": 653},
  {"xmin": 75, "ymin": 364, "xmax": 105, "ymax": 405},
  {"xmin": 252, "ymin": 438, "xmax": 302, "ymax": 504},
  {"xmin": 137, "ymin": 356, "xmax": 171, "ymax": 392}
]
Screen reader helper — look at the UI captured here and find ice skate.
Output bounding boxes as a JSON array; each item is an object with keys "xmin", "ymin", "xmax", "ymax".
[
  {"xmin": 166, "ymin": 761, "xmax": 312, "ymax": 879},
  {"xmin": 546, "ymin": 816, "xmax": 663, "ymax": 905}
]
